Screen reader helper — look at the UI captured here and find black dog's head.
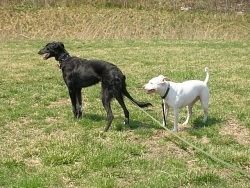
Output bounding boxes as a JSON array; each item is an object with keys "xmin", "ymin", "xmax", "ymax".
[{"xmin": 38, "ymin": 42, "xmax": 68, "ymax": 61}]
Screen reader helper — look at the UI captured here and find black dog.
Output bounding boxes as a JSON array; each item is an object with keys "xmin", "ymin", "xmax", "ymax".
[{"xmin": 38, "ymin": 42, "xmax": 152, "ymax": 131}]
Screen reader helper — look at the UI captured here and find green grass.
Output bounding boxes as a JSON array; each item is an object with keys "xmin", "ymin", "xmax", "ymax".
[{"xmin": 0, "ymin": 39, "xmax": 250, "ymax": 187}]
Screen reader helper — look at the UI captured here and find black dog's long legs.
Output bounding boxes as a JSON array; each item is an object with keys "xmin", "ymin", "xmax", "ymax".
[
  {"xmin": 75, "ymin": 88, "xmax": 82, "ymax": 118},
  {"xmin": 115, "ymin": 94, "xmax": 129, "ymax": 124},
  {"xmin": 102, "ymin": 89, "xmax": 114, "ymax": 132},
  {"xmin": 69, "ymin": 89, "xmax": 77, "ymax": 119}
]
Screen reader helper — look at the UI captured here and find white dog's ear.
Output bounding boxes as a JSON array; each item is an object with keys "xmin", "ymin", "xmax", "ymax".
[
  {"xmin": 163, "ymin": 77, "xmax": 171, "ymax": 81},
  {"xmin": 158, "ymin": 75, "xmax": 170, "ymax": 82}
]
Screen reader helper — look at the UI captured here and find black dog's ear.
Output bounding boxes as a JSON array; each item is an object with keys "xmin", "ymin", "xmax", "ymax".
[{"xmin": 58, "ymin": 42, "xmax": 65, "ymax": 49}]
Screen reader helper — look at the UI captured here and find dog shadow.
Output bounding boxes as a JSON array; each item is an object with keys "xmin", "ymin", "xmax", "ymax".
[
  {"xmin": 195, "ymin": 116, "xmax": 221, "ymax": 128},
  {"xmin": 81, "ymin": 113, "xmax": 153, "ymax": 131},
  {"xmin": 83, "ymin": 113, "xmax": 105, "ymax": 122},
  {"xmin": 180, "ymin": 116, "xmax": 222, "ymax": 132},
  {"xmin": 127, "ymin": 120, "xmax": 155, "ymax": 130},
  {"xmin": 79, "ymin": 113, "xmax": 221, "ymax": 132}
]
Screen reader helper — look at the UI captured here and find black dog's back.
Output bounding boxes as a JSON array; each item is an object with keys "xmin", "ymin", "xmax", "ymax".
[
  {"xmin": 83, "ymin": 59, "xmax": 151, "ymax": 108},
  {"xmin": 61, "ymin": 57, "xmax": 124, "ymax": 90},
  {"xmin": 60, "ymin": 57, "xmax": 102, "ymax": 88}
]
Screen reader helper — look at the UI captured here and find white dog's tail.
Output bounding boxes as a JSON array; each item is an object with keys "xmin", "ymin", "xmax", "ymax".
[{"xmin": 204, "ymin": 67, "xmax": 209, "ymax": 85}]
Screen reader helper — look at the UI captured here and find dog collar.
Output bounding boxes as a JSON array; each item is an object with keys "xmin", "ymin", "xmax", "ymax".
[
  {"xmin": 58, "ymin": 53, "xmax": 71, "ymax": 62},
  {"xmin": 161, "ymin": 82, "xmax": 170, "ymax": 99}
]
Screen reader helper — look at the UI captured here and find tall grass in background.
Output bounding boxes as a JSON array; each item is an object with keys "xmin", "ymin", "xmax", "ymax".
[
  {"xmin": 1, "ymin": 0, "xmax": 250, "ymax": 11},
  {"xmin": 0, "ymin": 0, "xmax": 249, "ymax": 40}
]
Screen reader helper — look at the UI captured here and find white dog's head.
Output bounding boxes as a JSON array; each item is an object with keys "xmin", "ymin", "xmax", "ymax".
[{"xmin": 143, "ymin": 75, "xmax": 170, "ymax": 94}]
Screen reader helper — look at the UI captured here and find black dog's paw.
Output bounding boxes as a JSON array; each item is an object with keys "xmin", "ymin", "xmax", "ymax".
[
  {"xmin": 73, "ymin": 113, "xmax": 82, "ymax": 119},
  {"xmin": 124, "ymin": 118, "xmax": 129, "ymax": 125}
]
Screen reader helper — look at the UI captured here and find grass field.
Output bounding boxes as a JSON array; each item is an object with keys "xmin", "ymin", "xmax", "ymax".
[
  {"xmin": 0, "ymin": 1, "xmax": 250, "ymax": 187},
  {"xmin": 1, "ymin": 39, "xmax": 250, "ymax": 187}
]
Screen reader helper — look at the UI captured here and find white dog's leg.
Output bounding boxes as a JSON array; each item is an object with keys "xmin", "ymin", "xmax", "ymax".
[
  {"xmin": 202, "ymin": 107, "xmax": 208, "ymax": 123},
  {"xmin": 182, "ymin": 106, "xmax": 192, "ymax": 125},
  {"xmin": 200, "ymin": 94, "xmax": 209, "ymax": 123},
  {"xmin": 173, "ymin": 108, "xmax": 179, "ymax": 132},
  {"xmin": 162, "ymin": 103, "xmax": 169, "ymax": 126},
  {"xmin": 183, "ymin": 97, "xmax": 199, "ymax": 125}
]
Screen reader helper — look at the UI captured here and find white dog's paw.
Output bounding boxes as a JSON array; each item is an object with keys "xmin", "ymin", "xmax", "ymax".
[{"xmin": 182, "ymin": 119, "xmax": 189, "ymax": 125}]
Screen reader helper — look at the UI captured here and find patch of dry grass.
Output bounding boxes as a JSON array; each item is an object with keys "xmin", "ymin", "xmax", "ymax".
[
  {"xmin": 0, "ymin": 4, "xmax": 250, "ymax": 40},
  {"xmin": 220, "ymin": 119, "xmax": 250, "ymax": 145}
]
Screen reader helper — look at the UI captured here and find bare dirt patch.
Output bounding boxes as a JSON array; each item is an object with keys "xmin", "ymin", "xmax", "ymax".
[
  {"xmin": 47, "ymin": 98, "xmax": 70, "ymax": 108},
  {"xmin": 220, "ymin": 119, "xmax": 250, "ymax": 145},
  {"xmin": 45, "ymin": 117, "xmax": 64, "ymax": 124},
  {"xmin": 25, "ymin": 157, "xmax": 42, "ymax": 167},
  {"xmin": 136, "ymin": 130, "xmax": 192, "ymax": 160}
]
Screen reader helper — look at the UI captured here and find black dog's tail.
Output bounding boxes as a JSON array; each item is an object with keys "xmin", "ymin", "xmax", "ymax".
[{"xmin": 122, "ymin": 76, "xmax": 152, "ymax": 108}]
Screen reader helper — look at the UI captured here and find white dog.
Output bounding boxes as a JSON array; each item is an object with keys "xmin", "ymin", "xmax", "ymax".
[{"xmin": 143, "ymin": 67, "xmax": 209, "ymax": 132}]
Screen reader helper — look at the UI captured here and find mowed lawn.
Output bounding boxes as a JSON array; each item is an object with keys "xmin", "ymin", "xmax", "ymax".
[{"xmin": 0, "ymin": 39, "xmax": 250, "ymax": 187}]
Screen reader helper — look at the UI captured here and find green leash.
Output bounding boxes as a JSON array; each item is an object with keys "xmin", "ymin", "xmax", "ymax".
[{"xmin": 131, "ymin": 101, "xmax": 250, "ymax": 178}]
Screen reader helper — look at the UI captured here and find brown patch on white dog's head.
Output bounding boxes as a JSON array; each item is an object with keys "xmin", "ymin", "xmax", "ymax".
[
  {"xmin": 163, "ymin": 77, "xmax": 171, "ymax": 81},
  {"xmin": 158, "ymin": 75, "xmax": 170, "ymax": 82}
]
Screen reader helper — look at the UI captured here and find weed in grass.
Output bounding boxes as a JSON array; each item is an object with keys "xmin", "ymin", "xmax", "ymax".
[{"xmin": 14, "ymin": 176, "xmax": 45, "ymax": 188}]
